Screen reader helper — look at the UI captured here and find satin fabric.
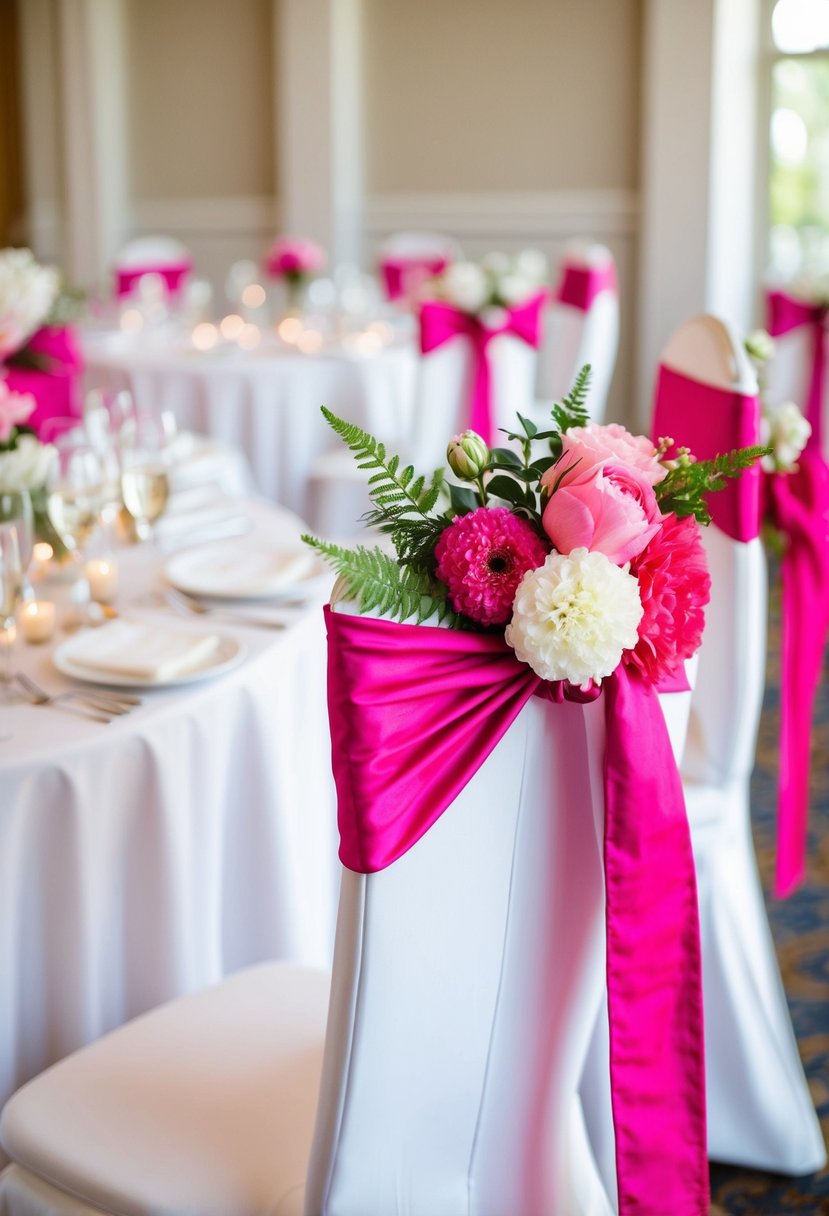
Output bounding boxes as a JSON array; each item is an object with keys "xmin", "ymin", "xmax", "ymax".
[
  {"xmin": 766, "ymin": 288, "xmax": 827, "ymax": 451},
  {"xmin": 652, "ymin": 364, "xmax": 762, "ymax": 542},
  {"xmin": 4, "ymin": 326, "xmax": 84, "ymax": 437},
  {"xmin": 379, "ymin": 255, "xmax": 449, "ymax": 302},
  {"xmin": 765, "ymin": 447, "xmax": 829, "ymax": 895},
  {"xmin": 555, "ymin": 262, "xmax": 618, "ymax": 313},
  {"xmin": 115, "ymin": 259, "xmax": 193, "ymax": 299},
  {"xmin": 324, "ymin": 607, "xmax": 709, "ymax": 1216},
  {"xmin": 419, "ymin": 292, "xmax": 547, "ymax": 445}
]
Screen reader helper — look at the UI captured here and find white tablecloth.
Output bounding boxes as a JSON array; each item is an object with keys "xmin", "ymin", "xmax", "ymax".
[
  {"xmin": 0, "ymin": 501, "xmax": 340, "ymax": 1149},
  {"xmin": 82, "ymin": 334, "xmax": 418, "ymax": 531}
]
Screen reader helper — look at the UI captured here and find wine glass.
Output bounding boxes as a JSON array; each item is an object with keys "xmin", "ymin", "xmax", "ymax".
[
  {"xmin": 119, "ymin": 407, "xmax": 170, "ymax": 541},
  {"xmin": 46, "ymin": 432, "xmax": 105, "ymax": 615},
  {"xmin": 0, "ymin": 523, "xmax": 23, "ymax": 739},
  {"xmin": 0, "ymin": 490, "xmax": 34, "ymax": 597}
]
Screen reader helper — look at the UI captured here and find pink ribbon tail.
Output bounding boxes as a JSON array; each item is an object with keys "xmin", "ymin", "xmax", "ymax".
[{"xmin": 766, "ymin": 449, "xmax": 829, "ymax": 896}]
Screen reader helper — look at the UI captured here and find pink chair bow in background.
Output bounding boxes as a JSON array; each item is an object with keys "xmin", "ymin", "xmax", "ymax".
[
  {"xmin": 113, "ymin": 236, "xmax": 193, "ymax": 301},
  {"xmin": 535, "ymin": 241, "xmax": 619, "ymax": 424},
  {"xmin": 376, "ymin": 230, "xmax": 459, "ymax": 308}
]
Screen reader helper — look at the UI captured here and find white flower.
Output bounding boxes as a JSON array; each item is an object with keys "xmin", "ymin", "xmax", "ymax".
[
  {"xmin": 515, "ymin": 247, "xmax": 549, "ymax": 283},
  {"xmin": 497, "ymin": 272, "xmax": 535, "ymax": 306},
  {"xmin": 0, "ymin": 248, "xmax": 60, "ymax": 361},
  {"xmin": 760, "ymin": 399, "xmax": 812, "ymax": 472},
  {"xmin": 0, "ymin": 435, "xmax": 56, "ymax": 492},
  {"xmin": 505, "ymin": 548, "xmax": 643, "ymax": 686},
  {"xmin": 442, "ymin": 261, "xmax": 490, "ymax": 314},
  {"xmin": 481, "ymin": 251, "xmax": 512, "ymax": 277},
  {"xmin": 744, "ymin": 329, "xmax": 776, "ymax": 364}
]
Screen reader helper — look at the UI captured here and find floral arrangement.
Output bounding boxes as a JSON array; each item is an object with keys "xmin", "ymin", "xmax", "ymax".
[
  {"xmin": 422, "ymin": 248, "xmax": 548, "ymax": 321},
  {"xmin": 0, "ymin": 381, "xmax": 61, "ymax": 548},
  {"xmin": 263, "ymin": 236, "xmax": 326, "ymax": 285},
  {"xmin": 744, "ymin": 329, "xmax": 811, "ymax": 473},
  {"xmin": 0, "ymin": 248, "xmax": 61, "ymax": 364},
  {"xmin": 305, "ymin": 367, "xmax": 766, "ymax": 689}
]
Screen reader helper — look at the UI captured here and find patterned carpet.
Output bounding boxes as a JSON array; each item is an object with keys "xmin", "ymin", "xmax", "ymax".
[{"xmin": 709, "ymin": 577, "xmax": 829, "ymax": 1215}]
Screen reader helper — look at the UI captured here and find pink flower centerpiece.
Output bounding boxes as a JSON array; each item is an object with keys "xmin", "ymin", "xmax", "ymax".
[
  {"xmin": 305, "ymin": 368, "xmax": 765, "ymax": 691},
  {"xmin": 263, "ymin": 236, "xmax": 326, "ymax": 310}
]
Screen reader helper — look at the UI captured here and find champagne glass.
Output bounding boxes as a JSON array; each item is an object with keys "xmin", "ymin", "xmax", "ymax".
[
  {"xmin": 119, "ymin": 407, "xmax": 170, "ymax": 541},
  {"xmin": 0, "ymin": 523, "xmax": 23, "ymax": 739},
  {"xmin": 46, "ymin": 432, "xmax": 105, "ymax": 615},
  {"xmin": 0, "ymin": 490, "xmax": 34, "ymax": 596}
]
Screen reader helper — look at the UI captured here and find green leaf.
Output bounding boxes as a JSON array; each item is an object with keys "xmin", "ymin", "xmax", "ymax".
[
  {"xmin": 549, "ymin": 364, "xmax": 592, "ymax": 432},
  {"xmin": 448, "ymin": 483, "xmax": 480, "ymax": 514},
  {"xmin": 489, "ymin": 446, "xmax": 523, "ymax": 468},
  {"xmin": 486, "ymin": 475, "xmax": 526, "ymax": 504}
]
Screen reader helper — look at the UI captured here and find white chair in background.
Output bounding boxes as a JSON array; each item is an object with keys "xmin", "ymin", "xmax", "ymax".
[
  {"xmin": 651, "ymin": 315, "xmax": 825, "ymax": 1175},
  {"xmin": 113, "ymin": 235, "xmax": 193, "ymax": 301},
  {"xmin": 535, "ymin": 242, "xmax": 619, "ymax": 423},
  {"xmin": 376, "ymin": 230, "xmax": 461, "ymax": 307},
  {"xmin": 0, "ymin": 590, "xmax": 618, "ymax": 1216},
  {"xmin": 763, "ymin": 282, "xmax": 829, "ymax": 460}
]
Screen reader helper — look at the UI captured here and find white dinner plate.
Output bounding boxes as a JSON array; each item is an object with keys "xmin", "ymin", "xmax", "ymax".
[
  {"xmin": 53, "ymin": 629, "xmax": 246, "ymax": 689},
  {"xmin": 163, "ymin": 542, "xmax": 330, "ymax": 601}
]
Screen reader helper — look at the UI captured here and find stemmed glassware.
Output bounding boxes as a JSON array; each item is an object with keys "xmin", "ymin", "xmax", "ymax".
[
  {"xmin": 0, "ymin": 523, "xmax": 23, "ymax": 740},
  {"xmin": 0, "ymin": 490, "xmax": 34, "ymax": 598},
  {"xmin": 46, "ymin": 431, "xmax": 105, "ymax": 618},
  {"xmin": 119, "ymin": 406, "xmax": 170, "ymax": 541}
]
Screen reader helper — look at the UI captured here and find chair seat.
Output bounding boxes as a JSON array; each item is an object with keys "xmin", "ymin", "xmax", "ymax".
[{"xmin": 0, "ymin": 962, "xmax": 329, "ymax": 1216}]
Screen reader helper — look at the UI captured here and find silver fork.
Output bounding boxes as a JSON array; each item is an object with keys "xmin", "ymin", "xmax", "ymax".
[
  {"xmin": 13, "ymin": 672, "xmax": 141, "ymax": 722},
  {"xmin": 161, "ymin": 586, "xmax": 289, "ymax": 629}
]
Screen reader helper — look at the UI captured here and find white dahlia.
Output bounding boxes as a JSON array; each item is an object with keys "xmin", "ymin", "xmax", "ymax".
[
  {"xmin": 0, "ymin": 248, "xmax": 60, "ymax": 361},
  {"xmin": 505, "ymin": 547, "xmax": 643, "ymax": 686}
]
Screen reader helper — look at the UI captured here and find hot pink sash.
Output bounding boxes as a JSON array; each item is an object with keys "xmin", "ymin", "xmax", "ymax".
[
  {"xmin": 556, "ymin": 260, "xmax": 618, "ymax": 312},
  {"xmin": 3, "ymin": 326, "xmax": 84, "ymax": 438},
  {"xmin": 325, "ymin": 606, "xmax": 708, "ymax": 1216},
  {"xmin": 652, "ymin": 364, "xmax": 761, "ymax": 541},
  {"xmin": 418, "ymin": 291, "xmax": 547, "ymax": 445},
  {"xmin": 115, "ymin": 259, "xmax": 192, "ymax": 299},
  {"xmin": 380, "ymin": 254, "xmax": 450, "ymax": 302},
  {"xmin": 652, "ymin": 362, "xmax": 829, "ymax": 896},
  {"xmin": 766, "ymin": 288, "xmax": 827, "ymax": 452}
]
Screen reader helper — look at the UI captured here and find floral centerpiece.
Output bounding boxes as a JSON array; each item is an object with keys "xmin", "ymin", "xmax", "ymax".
[
  {"xmin": 422, "ymin": 248, "xmax": 548, "ymax": 321},
  {"xmin": 263, "ymin": 235, "xmax": 326, "ymax": 311},
  {"xmin": 305, "ymin": 366, "xmax": 765, "ymax": 690},
  {"xmin": 0, "ymin": 381, "xmax": 61, "ymax": 551}
]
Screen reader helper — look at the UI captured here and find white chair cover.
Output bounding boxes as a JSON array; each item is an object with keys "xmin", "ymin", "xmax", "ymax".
[
  {"xmin": 0, "ymin": 594, "xmax": 615, "ymax": 1216},
  {"xmin": 535, "ymin": 242, "xmax": 619, "ymax": 424},
  {"xmin": 411, "ymin": 333, "xmax": 538, "ymax": 473},
  {"xmin": 656, "ymin": 316, "xmax": 824, "ymax": 1174}
]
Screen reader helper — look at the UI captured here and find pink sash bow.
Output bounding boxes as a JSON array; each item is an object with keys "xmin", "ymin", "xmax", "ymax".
[
  {"xmin": 325, "ymin": 606, "xmax": 709, "ymax": 1216},
  {"xmin": 556, "ymin": 260, "xmax": 618, "ymax": 312},
  {"xmin": 418, "ymin": 292, "xmax": 547, "ymax": 445},
  {"xmin": 766, "ymin": 288, "xmax": 827, "ymax": 452},
  {"xmin": 3, "ymin": 326, "xmax": 84, "ymax": 438},
  {"xmin": 115, "ymin": 259, "xmax": 193, "ymax": 300},
  {"xmin": 652, "ymin": 363, "xmax": 829, "ymax": 896},
  {"xmin": 380, "ymin": 254, "xmax": 450, "ymax": 302}
]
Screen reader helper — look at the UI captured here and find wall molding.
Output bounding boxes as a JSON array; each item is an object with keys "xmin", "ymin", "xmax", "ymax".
[{"xmin": 364, "ymin": 189, "xmax": 640, "ymax": 240}]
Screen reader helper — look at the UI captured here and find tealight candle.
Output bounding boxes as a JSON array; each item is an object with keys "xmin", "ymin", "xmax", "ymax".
[
  {"xmin": 85, "ymin": 558, "xmax": 119, "ymax": 604},
  {"xmin": 19, "ymin": 600, "xmax": 55, "ymax": 644}
]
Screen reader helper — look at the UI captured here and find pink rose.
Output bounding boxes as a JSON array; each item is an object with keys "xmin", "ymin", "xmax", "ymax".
[
  {"xmin": 264, "ymin": 236, "xmax": 326, "ymax": 279},
  {"xmin": 542, "ymin": 462, "xmax": 662, "ymax": 565},
  {"xmin": 551, "ymin": 423, "xmax": 666, "ymax": 488},
  {"xmin": 0, "ymin": 380, "xmax": 35, "ymax": 442}
]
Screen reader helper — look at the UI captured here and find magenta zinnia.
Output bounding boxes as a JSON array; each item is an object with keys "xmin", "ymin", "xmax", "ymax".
[
  {"xmin": 434, "ymin": 507, "xmax": 548, "ymax": 626},
  {"xmin": 623, "ymin": 512, "xmax": 711, "ymax": 682}
]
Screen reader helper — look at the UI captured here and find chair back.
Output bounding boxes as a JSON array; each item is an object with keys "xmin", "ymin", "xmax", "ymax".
[
  {"xmin": 536, "ymin": 242, "xmax": 619, "ymax": 422},
  {"xmin": 763, "ymin": 285, "xmax": 828, "ymax": 459},
  {"xmin": 377, "ymin": 231, "xmax": 460, "ymax": 305},
  {"xmin": 304, "ymin": 596, "xmax": 610, "ymax": 1216},
  {"xmin": 651, "ymin": 315, "xmax": 766, "ymax": 788},
  {"xmin": 114, "ymin": 236, "xmax": 193, "ymax": 300}
]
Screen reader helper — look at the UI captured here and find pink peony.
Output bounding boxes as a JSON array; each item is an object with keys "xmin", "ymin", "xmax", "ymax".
[
  {"xmin": 541, "ymin": 462, "xmax": 662, "ymax": 565},
  {"xmin": 0, "ymin": 380, "xmax": 35, "ymax": 442},
  {"xmin": 264, "ymin": 236, "xmax": 326, "ymax": 279},
  {"xmin": 435, "ymin": 507, "xmax": 548, "ymax": 626},
  {"xmin": 549, "ymin": 423, "xmax": 666, "ymax": 488},
  {"xmin": 623, "ymin": 513, "xmax": 711, "ymax": 682}
]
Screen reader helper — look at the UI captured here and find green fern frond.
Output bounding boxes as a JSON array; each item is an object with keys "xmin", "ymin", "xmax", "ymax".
[
  {"xmin": 302, "ymin": 535, "xmax": 466, "ymax": 627},
  {"xmin": 321, "ymin": 407, "xmax": 444, "ymax": 525},
  {"xmin": 550, "ymin": 364, "xmax": 592, "ymax": 433},
  {"xmin": 656, "ymin": 445, "xmax": 769, "ymax": 523}
]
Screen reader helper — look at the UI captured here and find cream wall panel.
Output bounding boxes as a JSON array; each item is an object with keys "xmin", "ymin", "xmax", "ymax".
[
  {"xmin": 126, "ymin": 0, "xmax": 276, "ymax": 201},
  {"xmin": 363, "ymin": 0, "xmax": 642, "ymax": 193}
]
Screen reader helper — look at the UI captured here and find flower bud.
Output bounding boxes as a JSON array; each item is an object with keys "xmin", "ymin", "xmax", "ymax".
[
  {"xmin": 447, "ymin": 430, "xmax": 490, "ymax": 480},
  {"xmin": 744, "ymin": 329, "xmax": 775, "ymax": 364}
]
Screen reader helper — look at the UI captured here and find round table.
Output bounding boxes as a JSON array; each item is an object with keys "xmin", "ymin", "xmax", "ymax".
[
  {"xmin": 0, "ymin": 498, "xmax": 340, "ymax": 1155},
  {"xmin": 81, "ymin": 331, "xmax": 418, "ymax": 531}
]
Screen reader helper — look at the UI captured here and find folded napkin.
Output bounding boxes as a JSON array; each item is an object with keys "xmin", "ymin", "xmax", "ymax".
[
  {"xmin": 169, "ymin": 546, "xmax": 318, "ymax": 597},
  {"xmin": 64, "ymin": 621, "xmax": 221, "ymax": 682}
]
